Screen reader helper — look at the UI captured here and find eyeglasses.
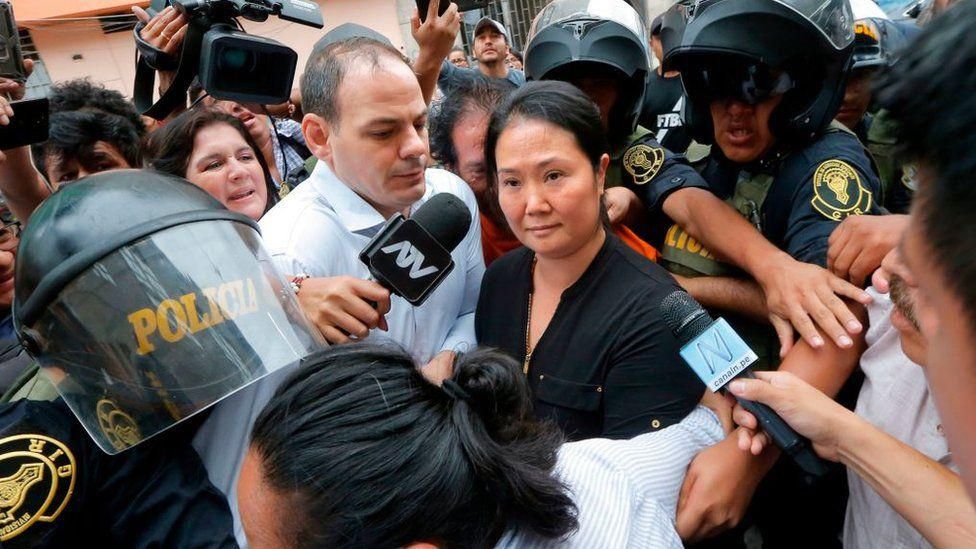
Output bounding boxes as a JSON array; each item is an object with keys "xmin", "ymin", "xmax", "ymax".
[
  {"xmin": 0, "ymin": 221, "xmax": 21, "ymax": 251},
  {"xmin": 683, "ymin": 61, "xmax": 795, "ymax": 106}
]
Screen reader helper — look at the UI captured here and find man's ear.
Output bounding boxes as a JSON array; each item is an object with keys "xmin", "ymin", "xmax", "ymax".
[{"xmin": 302, "ymin": 113, "xmax": 334, "ymax": 165}]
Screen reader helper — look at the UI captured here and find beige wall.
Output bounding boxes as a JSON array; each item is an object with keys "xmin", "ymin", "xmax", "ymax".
[{"xmin": 29, "ymin": 0, "xmax": 407, "ymax": 99}]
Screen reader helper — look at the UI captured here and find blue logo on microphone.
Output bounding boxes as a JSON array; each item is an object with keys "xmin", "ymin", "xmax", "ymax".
[{"xmin": 679, "ymin": 318, "xmax": 758, "ymax": 392}]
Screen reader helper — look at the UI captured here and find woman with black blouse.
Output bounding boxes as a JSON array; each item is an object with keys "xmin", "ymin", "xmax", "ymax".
[{"xmin": 476, "ymin": 81, "xmax": 705, "ymax": 441}]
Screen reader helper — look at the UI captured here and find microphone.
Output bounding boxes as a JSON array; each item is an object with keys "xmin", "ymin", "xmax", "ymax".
[
  {"xmin": 661, "ymin": 291, "xmax": 828, "ymax": 477},
  {"xmin": 359, "ymin": 192, "xmax": 471, "ymax": 305}
]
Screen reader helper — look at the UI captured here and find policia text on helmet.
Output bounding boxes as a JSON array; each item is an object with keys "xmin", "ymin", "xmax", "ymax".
[
  {"xmin": 12, "ymin": 171, "xmax": 321, "ymax": 454},
  {"xmin": 663, "ymin": 0, "xmax": 855, "ymax": 149}
]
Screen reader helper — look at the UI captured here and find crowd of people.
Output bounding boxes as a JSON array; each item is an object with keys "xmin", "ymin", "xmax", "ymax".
[{"xmin": 0, "ymin": 0, "xmax": 973, "ymax": 546}]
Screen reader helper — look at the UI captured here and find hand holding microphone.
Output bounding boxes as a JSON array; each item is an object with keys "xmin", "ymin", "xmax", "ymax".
[
  {"xmin": 662, "ymin": 291, "xmax": 828, "ymax": 477},
  {"xmin": 298, "ymin": 193, "xmax": 471, "ymax": 344}
]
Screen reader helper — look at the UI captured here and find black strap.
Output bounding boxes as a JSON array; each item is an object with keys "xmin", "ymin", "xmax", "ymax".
[{"xmin": 134, "ymin": 19, "xmax": 205, "ymax": 120}]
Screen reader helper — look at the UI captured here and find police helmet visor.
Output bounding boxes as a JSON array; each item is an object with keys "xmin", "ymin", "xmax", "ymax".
[
  {"xmin": 681, "ymin": 59, "xmax": 795, "ymax": 106},
  {"xmin": 682, "ymin": 0, "xmax": 854, "ymax": 50},
  {"xmin": 529, "ymin": 0, "xmax": 646, "ymax": 45},
  {"xmin": 27, "ymin": 220, "xmax": 322, "ymax": 454}
]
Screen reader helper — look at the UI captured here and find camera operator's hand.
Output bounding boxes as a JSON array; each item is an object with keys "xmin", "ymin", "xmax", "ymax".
[
  {"xmin": 296, "ymin": 276, "xmax": 391, "ymax": 344},
  {"xmin": 133, "ymin": 6, "xmax": 188, "ymax": 96},
  {"xmin": 134, "ymin": 6, "xmax": 188, "ymax": 56}
]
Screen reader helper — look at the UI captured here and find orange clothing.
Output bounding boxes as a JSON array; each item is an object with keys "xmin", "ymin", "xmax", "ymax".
[{"xmin": 479, "ymin": 213, "xmax": 658, "ymax": 266}]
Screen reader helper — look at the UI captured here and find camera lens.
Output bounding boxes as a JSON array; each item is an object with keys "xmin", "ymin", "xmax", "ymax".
[{"xmin": 218, "ymin": 47, "xmax": 256, "ymax": 72}]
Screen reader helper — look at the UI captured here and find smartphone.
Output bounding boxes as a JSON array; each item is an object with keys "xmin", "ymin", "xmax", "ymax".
[
  {"xmin": 0, "ymin": 97, "xmax": 49, "ymax": 150},
  {"xmin": 0, "ymin": 1, "xmax": 26, "ymax": 83},
  {"xmin": 416, "ymin": 0, "xmax": 450, "ymax": 22}
]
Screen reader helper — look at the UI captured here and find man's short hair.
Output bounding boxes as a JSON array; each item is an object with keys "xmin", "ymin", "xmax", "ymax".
[
  {"xmin": 429, "ymin": 78, "xmax": 517, "ymax": 168},
  {"xmin": 34, "ymin": 111, "xmax": 142, "ymax": 178},
  {"xmin": 300, "ymin": 37, "xmax": 411, "ymax": 125},
  {"xmin": 48, "ymin": 79, "xmax": 146, "ymax": 137},
  {"xmin": 876, "ymin": 0, "xmax": 976, "ymax": 323}
]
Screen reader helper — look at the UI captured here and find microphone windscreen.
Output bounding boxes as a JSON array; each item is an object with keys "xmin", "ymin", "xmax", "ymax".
[
  {"xmin": 411, "ymin": 193, "xmax": 471, "ymax": 253},
  {"xmin": 661, "ymin": 290, "xmax": 713, "ymax": 345}
]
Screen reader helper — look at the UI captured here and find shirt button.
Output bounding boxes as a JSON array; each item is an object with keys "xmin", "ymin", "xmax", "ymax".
[
  {"xmin": 596, "ymin": 386, "xmax": 603, "ymax": 393},
  {"xmin": 539, "ymin": 374, "xmax": 545, "ymax": 381},
  {"xmin": 938, "ymin": 424, "xmax": 945, "ymax": 436},
  {"xmin": 651, "ymin": 419, "xmax": 661, "ymax": 429},
  {"xmin": 671, "ymin": 177, "xmax": 683, "ymax": 184}
]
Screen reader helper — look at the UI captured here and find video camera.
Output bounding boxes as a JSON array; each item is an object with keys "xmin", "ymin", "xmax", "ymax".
[{"xmin": 134, "ymin": 0, "xmax": 323, "ymax": 120}]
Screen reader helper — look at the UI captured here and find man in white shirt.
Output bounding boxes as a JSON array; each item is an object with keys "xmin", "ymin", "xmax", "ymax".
[{"xmin": 193, "ymin": 35, "xmax": 484, "ymax": 544}]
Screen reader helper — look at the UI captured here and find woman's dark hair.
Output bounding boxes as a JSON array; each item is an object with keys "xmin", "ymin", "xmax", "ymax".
[
  {"xmin": 250, "ymin": 343, "xmax": 578, "ymax": 548},
  {"xmin": 484, "ymin": 80, "xmax": 611, "ymax": 227},
  {"xmin": 145, "ymin": 107, "xmax": 277, "ymax": 214}
]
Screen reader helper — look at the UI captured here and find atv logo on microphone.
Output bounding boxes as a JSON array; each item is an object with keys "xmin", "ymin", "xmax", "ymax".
[{"xmin": 381, "ymin": 241, "xmax": 440, "ymax": 279}]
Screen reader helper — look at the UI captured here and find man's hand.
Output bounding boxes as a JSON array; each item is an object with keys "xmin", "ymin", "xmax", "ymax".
[
  {"xmin": 295, "ymin": 276, "xmax": 391, "ymax": 344},
  {"xmin": 0, "ymin": 58, "xmax": 32, "ymax": 103},
  {"xmin": 828, "ymin": 214, "xmax": 910, "ymax": 285},
  {"xmin": 421, "ymin": 350, "xmax": 456, "ymax": 385},
  {"xmin": 133, "ymin": 6, "xmax": 188, "ymax": 95},
  {"xmin": 729, "ymin": 370, "xmax": 855, "ymax": 462},
  {"xmin": 604, "ymin": 186, "xmax": 639, "ymax": 226},
  {"xmin": 676, "ymin": 433, "xmax": 770, "ymax": 542},
  {"xmin": 411, "ymin": 0, "xmax": 460, "ymax": 64},
  {"xmin": 757, "ymin": 253, "xmax": 871, "ymax": 356},
  {"xmin": 872, "ymin": 246, "xmax": 914, "ymax": 294}
]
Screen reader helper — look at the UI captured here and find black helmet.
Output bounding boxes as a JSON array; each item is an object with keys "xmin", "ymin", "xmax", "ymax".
[
  {"xmin": 852, "ymin": 17, "xmax": 915, "ymax": 71},
  {"xmin": 663, "ymin": 0, "xmax": 855, "ymax": 144},
  {"xmin": 524, "ymin": 0, "xmax": 650, "ymax": 139},
  {"xmin": 15, "ymin": 170, "xmax": 320, "ymax": 453}
]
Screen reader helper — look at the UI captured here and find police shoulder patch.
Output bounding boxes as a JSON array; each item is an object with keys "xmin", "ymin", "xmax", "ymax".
[
  {"xmin": 0, "ymin": 434, "xmax": 75, "ymax": 541},
  {"xmin": 810, "ymin": 159, "xmax": 873, "ymax": 221},
  {"xmin": 623, "ymin": 144, "xmax": 665, "ymax": 186}
]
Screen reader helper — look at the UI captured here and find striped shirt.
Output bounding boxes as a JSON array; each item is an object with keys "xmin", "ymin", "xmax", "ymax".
[{"xmin": 497, "ymin": 407, "xmax": 724, "ymax": 548}]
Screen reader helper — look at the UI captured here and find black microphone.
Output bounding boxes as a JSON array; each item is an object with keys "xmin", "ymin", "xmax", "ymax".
[
  {"xmin": 661, "ymin": 291, "xmax": 828, "ymax": 477},
  {"xmin": 359, "ymin": 192, "xmax": 471, "ymax": 305}
]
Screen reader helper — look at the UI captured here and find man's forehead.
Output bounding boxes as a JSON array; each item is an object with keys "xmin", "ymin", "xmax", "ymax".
[{"xmin": 337, "ymin": 62, "xmax": 425, "ymax": 121}]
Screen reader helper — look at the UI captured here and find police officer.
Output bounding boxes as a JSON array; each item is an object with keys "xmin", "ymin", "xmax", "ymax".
[
  {"xmin": 837, "ymin": 10, "xmax": 919, "ymax": 213},
  {"xmin": 0, "ymin": 170, "xmax": 322, "ymax": 545},
  {"xmin": 661, "ymin": 0, "xmax": 882, "ymax": 545}
]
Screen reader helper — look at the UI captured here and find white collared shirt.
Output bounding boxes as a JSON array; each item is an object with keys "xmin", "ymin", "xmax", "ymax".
[
  {"xmin": 843, "ymin": 289, "xmax": 952, "ymax": 549},
  {"xmin": 193, "ymin": 160, "xmax": 484, "ymax": 545}
]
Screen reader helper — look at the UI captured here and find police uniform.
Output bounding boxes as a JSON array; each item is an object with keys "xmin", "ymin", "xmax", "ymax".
[
  {"xmin": 0, "ymin": 398, "xmax": 236, "ymax": 547},
  {"xmin": 607, "ymin": 126, "xmax": 704, "ymax": 207}
]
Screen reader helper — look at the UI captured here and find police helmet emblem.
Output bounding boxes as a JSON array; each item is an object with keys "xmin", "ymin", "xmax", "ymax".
[
  {"xmin": 623, "ymin": 144, "xmax": 666, "ymax": 186},
  {"xmin": 0, "ymin": 434, "xmax": 75, "ymax": 541},
  {"xmin": 96, "ymin": 399, "xmax": 141, "ymax": 452},
  {"xmin": 811, "ymin": 160, "xmax": 873, "ymax": 220}
]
